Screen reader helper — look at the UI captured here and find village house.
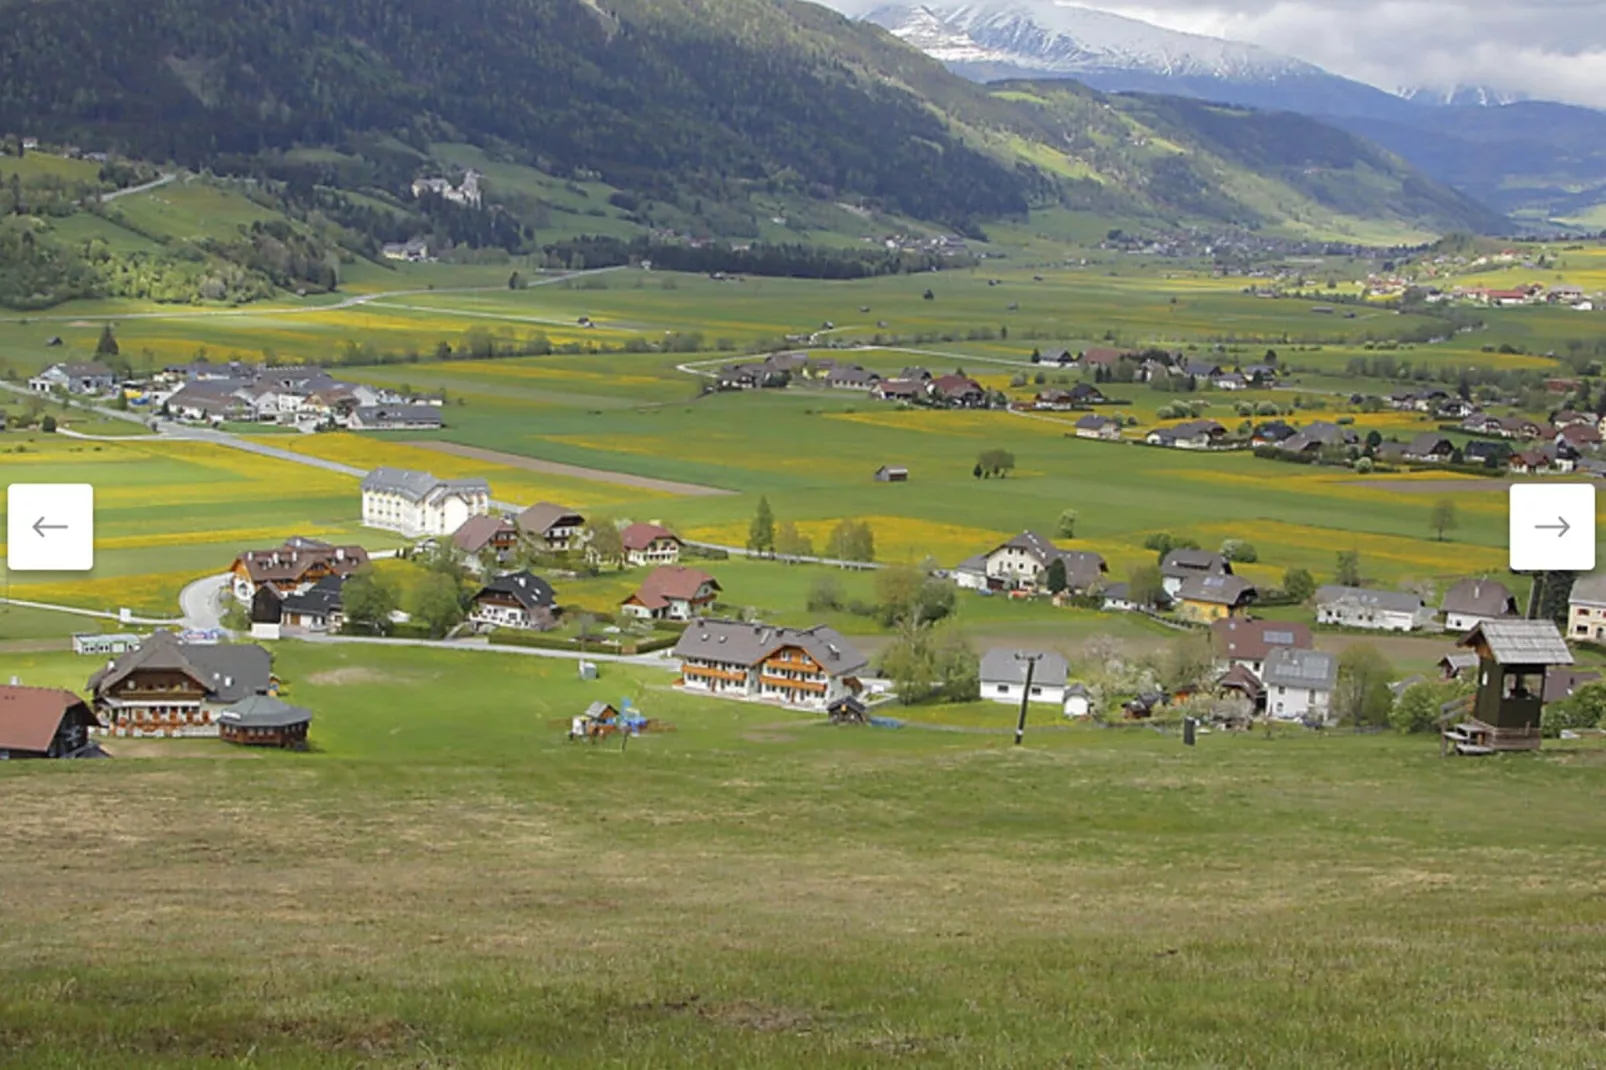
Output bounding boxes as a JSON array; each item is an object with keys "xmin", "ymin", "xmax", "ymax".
[
  {"xmin": 1213, "ymin": 372, "xmax": 1249, "ymax": 391},
  {"xmin": 348, "ymin": 405, "xmax": 444, "ymax": 431},
  {"xmin": 217, "ymin": 693, "xmax": 312, "ymax": 750},
  {"xmin": 825, "ymin": 365, "xmax": 881, "ymax": 389},
  {"xmin": 412, "ymin": 169, "xmax": 482, "ymax": 207},
  {"xmin": 1074, "ymin": 414, "xmax": 1123, "ymax": 441},
  {"xmin": 1567, "ymin": 571, "xmax": 1606, "ymax": 641},
  {"xmin": 1402, "ymin": 433, "xmax": 1456, "ymax": 463},
  {"xmin": 620, "ymin": 566, "xmax": 721, "ymax": 621},
  {"xmin": 361, "ymin": 468, "xmax": 491, "ymax": 538},
  {"xmin": 1145, "ymin": 419, "xmax": 1226, "ymax": 450},
  {"xmin": 1101, "ymin": 582, "xmax": 1168, "ymax": 613},
  {"xmin": 1035, "ymin": 383, "xmax": 1106, "ymax": 410},
  {"xmin": 1251, "ymin": 421, "xmax": 1297, "ymax": 447},
  {"xmin": 0, "ymin": 686, "xmax": 102, "ymax": 759},
  {"xmin": 1441, "ymin": 578, "xmax": 1519, "ymax": 634},
  {"xmin": 1263, "ymin": 648, "xmax": 1338, "ymax": 723},
  {"xmin": 87, "ymin": 631, "xmax": 275, "ymax": 737},
  {"xmin": 382, "ymin": 239, "xmax": 429, "ymax": 262},
  {"xmin": 977, "ymin": 531, "xmax": 1106, "ymax": 594},
  {"xmin": 1315, "ymin": 585, "xmax": 1434, "ymax": 631},
  {"xmin": 28, "ymin": 361, "xmax": 116, "ymax": 395},
  {"xmin": 621, "ymin": 522, "xmax": 683, "ymax": 566},
  {"xmin": 229, "ymin": 538, "xmax": 369, "ymax": 603},
  {"xmin": 450, "ymin": 514, "xmax": 521, "ymax": 567},
  {"xmin": 979, "ymin": 649, "xmax": 1071, "ymax": 709},
  {"xmin": 468, "ymin": 571, "xmax": 559, "ymax": 632},
  {"xmin": 931, "ymin": 374, "xmax": 988, "ymax": 408},
  {"xmin": 673, "ymin": 619, "xmax": 867, "ymax": 711},
  {"xmin": 1160, "ymin": 549, "xmax": 1231, "ymax": 598},
  {"xmin": 516, "ymin": 502, "xmax": 586, "ymax": 552},
  {"xmin": 873, "ymin": 465, "xmax": 910, "ymax": 483},
  {"xmin": 165, "ymin": 380, "xmax": 253, "ymax": 423},
  {"xmin": 1175, "ymin": 574, "xmax": 1257, "ymax": 622},
  {"xmin": 280, "ymin": 576, "xmax": 345, "ymax": 633},
  {"xmin": 1080, "ymin": 346, "xmax": 1134, "ymax": 371},
  {"xmin": 1212, "ymin": 618, "xmax": 1313, "ymax": 677},
  {"xmin": 873, "ymin": 378, "xmax": 927, "ymax": 403}
]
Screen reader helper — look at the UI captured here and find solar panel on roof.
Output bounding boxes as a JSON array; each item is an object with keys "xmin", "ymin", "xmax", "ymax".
[{"xmin": 1265, "ymin": 630, "xmax": 1294, "ymax": 644}]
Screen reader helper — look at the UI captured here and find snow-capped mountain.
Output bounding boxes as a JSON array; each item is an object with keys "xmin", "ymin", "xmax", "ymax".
[
  {"xmin": 839, "ymin": 0, "xmax": 1421, "ymax": 122},
  {"xmin": 1397, "ymin": 84, "xmax": 1529, "ymax": 108}
]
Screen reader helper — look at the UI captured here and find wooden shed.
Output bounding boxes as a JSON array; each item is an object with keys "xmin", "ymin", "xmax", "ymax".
[
  {"xmin": 1446, "ymin": 619, "xmax": 1572, "ymax": 753},
  {"xmin": 873, "ymin": 465, "xmax": 909, "ymax": 483},
  {"xmin": 216, "ymin": 692, "xmax": 311, "ymax": 749}
]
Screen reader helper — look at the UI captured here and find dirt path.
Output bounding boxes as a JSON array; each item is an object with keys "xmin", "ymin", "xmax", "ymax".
[{"xmin": 405, "ymin": 441, "xmax": 736, "ymax": 497}]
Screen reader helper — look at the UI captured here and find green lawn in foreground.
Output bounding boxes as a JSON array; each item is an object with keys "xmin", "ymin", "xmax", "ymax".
[{"xmin": 2, "ymin": 642, "xmax": 1604, "ymax": 1068}]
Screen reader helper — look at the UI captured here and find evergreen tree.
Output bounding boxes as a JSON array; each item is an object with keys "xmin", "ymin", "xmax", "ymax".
[{"xmin": 95, "ymin": 324, "xmax": 118, "ymax": 357}]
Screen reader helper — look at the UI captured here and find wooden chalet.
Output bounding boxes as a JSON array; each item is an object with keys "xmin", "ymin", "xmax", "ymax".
[
  {"xmin": 1443, "ymin": 619, "xmax": 1572, "ymax": 754},
  {"xmin": 216, "ymin": 692, "xmax": 312, "ymax": 749},
  {"xmin": 469, "ymin": 571, "xmax": 559, "ymax": 632},
  {"xmin": 0, "ymin": 686, "xmax": 103, "ymax": 759},
  {"xmin": 230, "ymin": 538, "xmax": 369, "ymax": 602},
  {"xmin": 87, "ymin": 631, "xmax": 275, "ymax": 737},
  {"xmin": 621, "ymin": 566, "xmax": 721, "ymax": 622}
]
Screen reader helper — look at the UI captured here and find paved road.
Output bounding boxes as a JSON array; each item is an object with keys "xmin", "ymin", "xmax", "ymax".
[
  {"xmin": 298, "ymin": 633, "xmax": 677, "ymax": 668},
  {"xmin": 0, "ymin": 595, "xmax": 179, "ymax": 627},
  {"xmin": 681, "ymin": 539, "xmax": 883, "ymax": 570},
  {"xmin": 101, "ymin": 172, "xmax": 177, "ymax": 202},
  {"xmin": 177, "ymin": 573, "xmax": 232, "ymax": 632}
]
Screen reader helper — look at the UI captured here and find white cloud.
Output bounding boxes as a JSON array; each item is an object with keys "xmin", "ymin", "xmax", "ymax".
[{"xmin": 1080, "ymin": 0, "xmax": 1606, "ymax": 106}]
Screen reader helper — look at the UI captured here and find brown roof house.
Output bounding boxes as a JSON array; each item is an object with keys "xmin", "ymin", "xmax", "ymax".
[
  {"xmin": 0, "ymin": 686, "xmax": 103, "ymax": 759},
  {"xmin": 87, "ymin": 631, "xmax": 275, "ymax": 737},
  {"xmin": 516, "ymin": 503, "xmax": 586, "ymax": 552},
  {"xmin": 620, "ymin": 566, "xmax": 721, "ymax": 621},
  {"xmin": 621, "ymin": 522, "xmax": 683, "ymax": 567},
  {"xmin": 468, "ymin": 571, "xmax": 559, "ymax": 632},
  {"xmin": 229, "ymin": 538, "xmax": 368, "ymax": 603},
  {"xmin": 451, "ymin": 514, "xmax": 521, "ymax": 570},
  {"xmin": 1212, "ymin": 618, "xmax": 1313, "ymax": 676},
  {"xmin": 1441, "ymin": 578, "xmax": 1519, "ymax": 634},
  {"xmin": 673, "ymin": 619, "xmax": 867, "ymax": 711}
]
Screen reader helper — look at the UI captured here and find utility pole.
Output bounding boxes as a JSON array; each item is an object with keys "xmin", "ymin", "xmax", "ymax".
[{"xmin": 1013, "ymin": 651, "xmax": 1043, "ymax": 747}]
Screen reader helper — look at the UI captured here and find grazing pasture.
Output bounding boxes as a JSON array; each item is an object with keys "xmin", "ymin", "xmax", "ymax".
[{"xmin": 3, "ymin": 643, "xmax": 1605, "ymax": 1067}]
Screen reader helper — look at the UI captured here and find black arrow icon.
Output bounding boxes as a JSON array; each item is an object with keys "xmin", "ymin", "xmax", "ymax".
[
  {"xmin": 31, "ymin": 516, "xmax": 67, "ymax": 538},
  {"xmin": 1534, "ymin": 516, "xmax": 1572, "ymax": 537}
]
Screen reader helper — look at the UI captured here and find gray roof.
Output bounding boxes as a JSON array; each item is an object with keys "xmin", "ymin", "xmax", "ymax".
[
  {"xmin": 87, "ymin": 631, "xmax": 272, "ymax": 704},
  {"xmin": 354, "ymin": 405, "xmax": 442, "ymax": 427},
  {"xmin": 1161, "ymin": 549, "xmax": 1230, "ymax": 578},
  {"xmin": 360, "ymin": 467, "xmax": 488, "ymax": 502},
  {"xmin": 1261, "ymin": 647, "xmax": 1337, "ymax": 691},
  {"xmin": 1440, "ymin": 579, "xmax": 1517, "ymax": 619},
  {"xmin": 1459, "ymin": 619, "xmax": 1573, "ymax": 665},
  {"xmin": 217, "ymin": 693, "xmax": 311, "ymax": 729},
  {"xmin": 1176, "ymin": 573, "xmax": 1256, "ymax": 605},
  {"xmin": 673, "ymin": 619, "xmax": 868, "ymax": 677},
  {"xmin": 1315, "ymin": 585, "xmax": 1426, "ymax": 614},
  {"xmin": 980, "ymin": 649, "xmax": 1070, "ymax": 689},
  {"xmin": 1075, "ymin": 414, "xmax": 1119, "ymax": 430},
  {"xmin": 282, "ymin": 575, "xmax": 345, "ymax": 617},
  {"xmin": 475, "ymin": 570, "xmax": 556, "ymax": 611},
  {"xmin": 993, "ymin": 532, "xmax": 1107, "ymax": 584},
  {"xmin": 1570, "ymin": 572, "xmax": 1606, "ymax": 608},
  {"xmin": 1438, "ymin": 652, "xmax": 1480, "ymax": 672},
  {"xmin": 955, "ymin": 553, "xmax": 987, "ymax": 574}
]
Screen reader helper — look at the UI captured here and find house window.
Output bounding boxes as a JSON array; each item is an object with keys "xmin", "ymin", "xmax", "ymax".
[{"xmin": 996, "ymin": 685, "xmax": 1009, "ymax": 694}]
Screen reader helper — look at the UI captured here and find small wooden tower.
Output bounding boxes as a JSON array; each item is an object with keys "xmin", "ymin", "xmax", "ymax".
[{"xmin": 1449, "ymin": 619, "xmax": 1572, "ymax": 753}]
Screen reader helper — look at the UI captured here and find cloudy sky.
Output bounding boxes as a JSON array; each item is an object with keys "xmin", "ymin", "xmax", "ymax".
[{"xmin": 1091, "ymin": 0, "xmax": 1606, "ymax": 106}]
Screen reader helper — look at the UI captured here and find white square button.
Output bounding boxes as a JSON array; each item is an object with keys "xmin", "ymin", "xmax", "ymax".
[
  {"xmin": 6, "ymin": 484, "xmax": 94, "ymax": 572},
  {"xmin": 1509, "ymin": 483, "xmax": 1595, "ymax": 572}
]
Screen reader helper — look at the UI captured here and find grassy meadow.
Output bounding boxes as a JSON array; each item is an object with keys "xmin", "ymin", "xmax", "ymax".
[{"xmin": 3, "ymin": 642, "xmax": 1606, "ymax": 1067}]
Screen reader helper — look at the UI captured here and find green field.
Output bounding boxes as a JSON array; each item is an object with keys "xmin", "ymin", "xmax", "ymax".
[{"xmin": 3, "ymin": 642, "xmax": 1605, "ymax": 1067}]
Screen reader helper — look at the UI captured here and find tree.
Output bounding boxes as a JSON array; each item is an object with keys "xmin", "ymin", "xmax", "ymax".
[
  {"xmin": 1045, "ymin": 557, "xmax": 1068, "ymax": 595},
  {"xmin": 1283, "ymin": 567, "xmax": 1316, "ymax": 603},
  {"xmin": 410, "ymin": 570, "xmax": 466, "ymax": 639},
  {"xmin": 1219, "ymin": 539, "xmax": 1257, "ymax": 563},
  {"xmin": 746, "ymin": 496, "xmax": 775, "ymax": 556},
  {"xmin": 1365, "ymin": 429, "xmax": 1383, "ymax": 451},
  {"xmin": 1334, "ymin": 644, "xmax": 1395, "ymax": 727},
  {"xmin": 1127, "ymin": 564, "xmax": 1165, "ymax": 608},
  {"xmin": 1391, "ymin": 680, "xmax": 1465, "ymax": 734},
  {"xmin": 879, "ymin": 618, "xmax": 975, "ymax": 705},
  {"xmin": 585, "ymin": 518, "xmax": 625, "ymax": 569},
  {"xmin": 977, "ymin": 448, "xmax": 1016, "ymax": 478},
  {"xmin": 1056, "ymin": 509, "xmax": 1078, "ymax": 539},
  {"xmin": 1157, "ymin": 632, "xmax": 1214, "ymax": 694},
  {"xmin": 1429, "ymin": 499, "xmax": 1459, "ymax": 542},
  {"xmin": 874, "ymin": 563, "xmax": 924, "ymax": 625},
  {"xmin": 342, "ymin": 566, "xmax": 398, "ymax": 635},
  {"xmin": 39, "ymin": 414, "xmax": 56, "ymax": 432},
  {"xmin": 826, "ymin": 519, "xmax": 875, "ymax": 563},
  {"xmin": 1543, "ymin": 680, "xmax": 1606, "ymax": 736},
  {"xmin": 508, "ymin": 270, "xmax": 522, "ymax": 290},
  {"xmin": 95, "ymin": 324, "xmax": 119, "ymax": 357},
  {"xmin": 775, "ymin": 520, "xmax": 813, "ymax": 559},
  {"xmin": 806, "ymin": 574, "xmax": 844, "ymax": 613},
  {"xmin": 1144, "ymin": 532, "xmax": 1199, "ymax": 562},
  {"xmin": 1335, "ymin": 550, "xmax": 1362, "ymax": 587},
  {"xmin": 972, "ymin": 462, "xmax": 983, "ymax": 479}
]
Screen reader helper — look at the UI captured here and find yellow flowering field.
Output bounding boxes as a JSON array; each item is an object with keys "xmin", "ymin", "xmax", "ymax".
[{"xmin": 686, "ymin": 516, "xmax": 1011, "ymax": 564}]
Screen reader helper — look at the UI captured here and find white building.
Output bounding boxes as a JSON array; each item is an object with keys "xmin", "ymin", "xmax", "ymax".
[
  {"xmin": 1262, "ymin": 647, "xmax": 1337, "ymax": 723},
  {"xmin": 1568, "ymin": 572, "xmax": 1606, "ymax": 641},
  {"xmin": 1441, "ymin": 579, "xmax": 1519, "ymax": 634},
  {"xmin": 1315, "ymin": 585, "xmax": 1434, "ymax": 632},
  {"xmin": 981, "ymin": 532, "xmax": 1106, "ymax": 593},
  {"xmin": 360, "ymin": 467, "xmax": 490, "ymax": 538},
  {"xmin": 980, "ymin": 648, "xmax": 1070, "ymax": 708}
]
